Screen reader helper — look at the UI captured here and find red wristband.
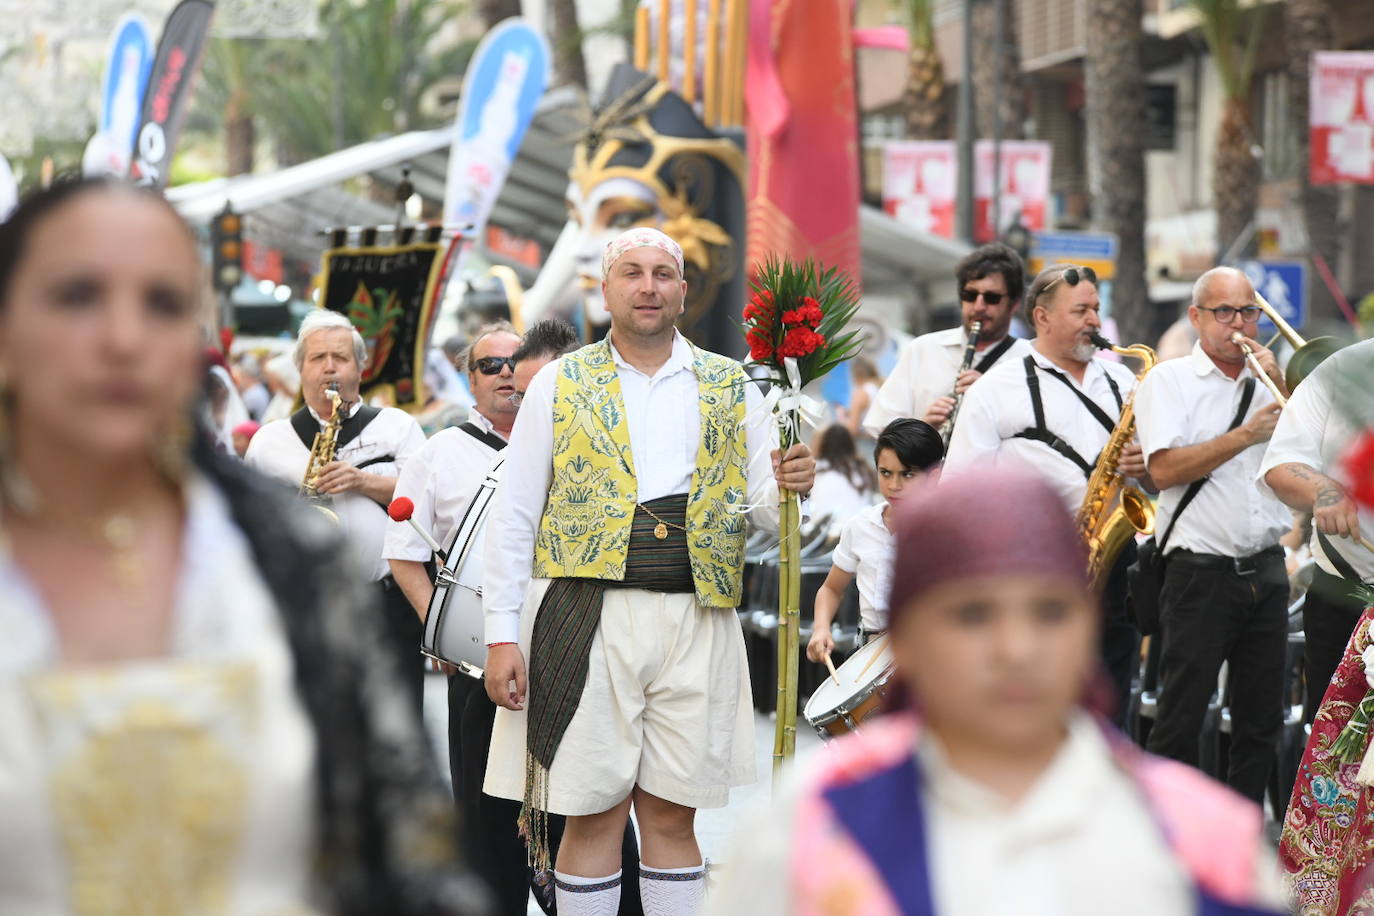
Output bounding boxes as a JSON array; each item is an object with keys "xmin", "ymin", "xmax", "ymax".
[{"xmin": 487, "ymin": 642, "xmax": 516, "ymax": 648}]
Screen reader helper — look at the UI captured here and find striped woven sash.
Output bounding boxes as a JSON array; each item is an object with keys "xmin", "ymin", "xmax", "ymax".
[{"xmin": 521, "ymin": 493, "xmax": 693, "ymax": 871}]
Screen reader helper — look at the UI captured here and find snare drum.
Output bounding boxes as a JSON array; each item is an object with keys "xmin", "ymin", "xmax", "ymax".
[
  {"xmin": 802, "ymin": 636, "xmax": 894, "ymax": 740},
  {"xmin": 422, "ymin": 458, "xmax": 503, "ymax": 678}
]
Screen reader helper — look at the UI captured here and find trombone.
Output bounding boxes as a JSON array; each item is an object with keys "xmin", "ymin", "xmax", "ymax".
[
  {"xmin": 1230, "ymin": 333, "xmax": 1287, "ymax": 407},
  {"xmin": 1253, "ymin": 290, "xmax": 1343, "ymax": 390}
]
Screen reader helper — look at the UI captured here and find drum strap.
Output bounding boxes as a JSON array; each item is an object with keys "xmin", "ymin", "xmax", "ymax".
[
  {"xmin": 458, "ymin": 420, "xmax": 508, "ymax": 453},
  {"xmin": 520, "ymin": 493, "xmax": 694, "ymax": 873}
]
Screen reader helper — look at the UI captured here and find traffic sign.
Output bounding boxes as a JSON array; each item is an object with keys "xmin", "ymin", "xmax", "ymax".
[
  {"xmin": 1027, "ymin": 230, "xmax": 1119, "ymax": 280},
  {"xmin": 1236, "ymin": 260, "xmax": 1306, "ymax": 335}
]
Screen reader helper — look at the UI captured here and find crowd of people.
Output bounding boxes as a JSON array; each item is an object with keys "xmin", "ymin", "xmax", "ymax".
[{"xmin": 1, "ymin": 175, "xmax": 1373, "ymax": 916}]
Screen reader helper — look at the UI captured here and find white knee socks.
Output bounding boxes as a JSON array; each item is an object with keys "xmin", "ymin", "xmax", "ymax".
[
  {"xmin": 554, "ymin": 869, "xmax": 622, "ymax": 916},
  {"xmin": 639, "ymin": 863, "xmax": 706, "ymax": 916}
]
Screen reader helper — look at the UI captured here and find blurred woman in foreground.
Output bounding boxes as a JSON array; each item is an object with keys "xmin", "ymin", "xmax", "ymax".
[
  {"xmin": 0, "ymin": 177, "xmax": 489, "ymax": 915},
  {"xmin": 711, "ymin": 470, "xmax": 1283, "ymax": 915}
]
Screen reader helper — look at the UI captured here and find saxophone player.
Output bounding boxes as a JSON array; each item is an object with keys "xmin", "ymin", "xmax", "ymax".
[
  {"xmin": 944, "ymin": 264, "xmax": 1150, "ymax": 723},
  {"xmin": 246, "ymin": 310, "xmax": 427, "ymax": 705},
  {"xmin": 1132, "ymin": 266, "xmax": 1289, "ymax": 803},
  {"xmin": 862, "ymin": 243, "xmax": 1031, "ymax": 437}
]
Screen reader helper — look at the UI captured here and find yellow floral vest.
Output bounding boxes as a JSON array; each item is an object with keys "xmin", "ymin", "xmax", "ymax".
[{"xmin": 532, "ymin": 338, "xmax": 750, "ymax": 607}]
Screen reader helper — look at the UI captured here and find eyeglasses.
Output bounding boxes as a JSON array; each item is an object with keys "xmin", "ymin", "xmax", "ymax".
[
  {"xmin": 1043, "ymin": 265, "xmax": 1097, "ymax": 294},
  {"xmin": 959, "ymin": 288, "xmax": 1005, "ymax": 305},
  {"xmin": 472, "ymin": 356, "xmax": 517, "ymax": 375},
  {"xmin": 1196, "ymin": 304, "xmax": 1262, "ymax": 323}
]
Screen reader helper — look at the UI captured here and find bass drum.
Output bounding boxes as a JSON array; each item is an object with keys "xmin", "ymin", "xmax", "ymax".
[{"xmin": 422, "ymin": 457, "xmax": 503, "ymax": 678}]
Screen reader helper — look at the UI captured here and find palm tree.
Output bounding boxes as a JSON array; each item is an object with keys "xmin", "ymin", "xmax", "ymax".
[
  {"xmin": 901, "ymin": 0, "xmax": 948, "ymax": 139},
  {"xmin": 550, "ymin": 0, "xmax": 589, "ymax": 89},
  {"xmin": 479, "ymin": 0, "xmax": 523, "ymax": 30},
  {"xmin": 1192, "ymin": 0, "xmax": 1264, "ymax": 260},
  {"xmin": 1084, "ymin": 0, "xmax": 1150, "ymax": 347},
  {"xmin": 189, "ymin": 0, "xmax": 472, "ymax": 168},
  {"xmin": 1283, "ymin": 0, "xmax": 1341, "ymax": 325},
  {"xmin": 971, "ymin": 0, "xmax": 1024, "ymax": 141}
]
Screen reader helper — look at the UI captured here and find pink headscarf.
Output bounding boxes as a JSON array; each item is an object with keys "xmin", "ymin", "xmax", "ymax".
[
  {"xmin": 887, "ymin": 469, "xmax": 1090, "ymax": 626},
  {"xmin": 600, "ymin": 227, "xmax": 685, "ymax": 281}
]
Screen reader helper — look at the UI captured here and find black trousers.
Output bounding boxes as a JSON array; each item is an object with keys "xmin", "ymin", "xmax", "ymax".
[
  {"xmin": 1303, "ymin": 567, "xmax": 1370, "ymax": 723},
  {"xmin": 1145, "ymin": 550, "xmax": 1288, "ymax": 804},
  {"xmin": 448, "ymin": 674, "xmax": 644, "ymax": 916},
  {"xmin": 377, "ymin": 577, "xmax": 425, "ymax": 711},
  {"xmin": 1100, "ymin": 544, "xmax": 1140, "ymax": 729}
]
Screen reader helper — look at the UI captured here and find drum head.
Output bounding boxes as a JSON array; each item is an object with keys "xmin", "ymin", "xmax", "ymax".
[{"xmin": 803, "ymin": 636, "xmax": 894, "ymax": 724}]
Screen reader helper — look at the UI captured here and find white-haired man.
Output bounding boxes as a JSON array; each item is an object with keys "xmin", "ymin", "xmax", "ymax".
[{"xmin": 246, "ymin": 309, "xmax": 427, "ymax": 704}]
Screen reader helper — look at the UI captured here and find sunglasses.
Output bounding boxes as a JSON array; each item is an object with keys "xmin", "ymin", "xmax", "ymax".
[
  {"xmin": 472, "ymin": 356, "xmax": 517, "ymax": 375},
  {"xmin": 1197, "ymin": 304, "xmax": 1262, "ymax": 323},
  {"xmin": 959, "ymin": 288, "xmax": 1005, "ymax": 305},
  {"xmin": 1035, "ymin": 265, "xmax": 1098, "ymax": 304}
]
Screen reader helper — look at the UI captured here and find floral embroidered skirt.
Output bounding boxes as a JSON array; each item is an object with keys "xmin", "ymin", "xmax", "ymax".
[{"xmin": 1281, "ymin": 609, "xmax": 1374, "ymax": 914}]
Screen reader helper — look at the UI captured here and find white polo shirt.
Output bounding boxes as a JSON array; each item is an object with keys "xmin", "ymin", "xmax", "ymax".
[
  {"xmin": 830, "ymin": 502, "xmax": 894, "ymax": 632},
  {"xmin": 943, "ymin": 347, "xmax": 1138, "ymax": 512},
  {"xmin": 245, "ymin": 402, "xmax": 425, "ymax": 582},
  {"xmin": 382, "ymin": 410, "xmax": 506, "ymax": 563},
  {"xmin": 1135, "ymin": 342, "xmax": 1289, "ymax": 557},
  {"xmin": 862, "ymin": 327, "xmax": 1032, "ymax": 436},
  {"xmin": 1258, "ymin": 338, "xmax": 1374, "ymax": 583}
]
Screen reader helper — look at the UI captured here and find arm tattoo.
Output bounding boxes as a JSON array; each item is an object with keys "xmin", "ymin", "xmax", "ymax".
[{"xmin": 1315, "ymin": 485, "xmax": 1346, "ymax": 509}]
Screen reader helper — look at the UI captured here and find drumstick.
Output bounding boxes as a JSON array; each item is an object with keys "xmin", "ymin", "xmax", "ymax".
[
  {"xmin": 823, "ymin": 652, "xmax": 841, "ymax": 687},
  {"xmin": 387, "ymin": 497, "xmax": 448, "ymax": 561},
  {"xmin": 856, "ymin": 634, "xmax": 889, "ymax": 679}
]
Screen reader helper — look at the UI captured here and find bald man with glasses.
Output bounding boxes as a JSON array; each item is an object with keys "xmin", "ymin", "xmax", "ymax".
[{"xmin": 863, "ymin": 242, "xmax": 1033, "ymax": 437}]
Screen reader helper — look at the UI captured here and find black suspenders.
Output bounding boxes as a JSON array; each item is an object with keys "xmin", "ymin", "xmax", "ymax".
[{"xmin": 1011, "ymin": 355, "xmax": 1123, "ymax": 479}]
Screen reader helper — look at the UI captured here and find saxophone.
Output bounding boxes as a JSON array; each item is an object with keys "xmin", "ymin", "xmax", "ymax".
[
  {"xmin": 1077, "ymin": 333, "xmax": 1156, "ymax": 588},
  {"xmin": 300, "ymin": 383, "xmax": 343, "ymax": 501}
]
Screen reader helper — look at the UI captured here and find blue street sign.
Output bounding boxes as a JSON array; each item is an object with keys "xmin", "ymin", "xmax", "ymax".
[
  {"xmin": 1028, "ymin": 230, "xmax": 1119, "ymax": 279},
  {"xmin": 1237, "ymin": 260, "xmax": 1306, "ymax": 335}
]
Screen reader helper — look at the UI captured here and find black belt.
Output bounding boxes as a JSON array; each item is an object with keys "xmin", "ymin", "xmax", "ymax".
[{"xmin": 1170, "ymin": 545, "xmax": 1283, "ymax": 577}]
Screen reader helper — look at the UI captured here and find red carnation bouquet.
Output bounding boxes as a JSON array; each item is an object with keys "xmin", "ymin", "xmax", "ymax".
[
  {"xmin": 740, "ymin": 256, "xmax": 862, "ymax": 783},
  {"xmin": 741, "ymin": 256, "xmax": 863, "ymax": 452}
]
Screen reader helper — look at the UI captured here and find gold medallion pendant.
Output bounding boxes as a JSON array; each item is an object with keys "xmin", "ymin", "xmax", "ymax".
[{"xmin": 653, "ymin": 522, "xmax": 668, "ymax": 540}]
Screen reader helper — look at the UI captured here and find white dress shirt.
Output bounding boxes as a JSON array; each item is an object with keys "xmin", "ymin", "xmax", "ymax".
[
  {"xmin": 862, "ymin": 327, "xmax": 1032, "ymax": 436},
  {"xmin": 382, "ymin": 410, "xmax": 505, "ymax": 562},
  {"xmin": 707, "ymin": 710, "xmax": 1284, "ymax": 916},
  {"xmin": 482, "ymin": 332, "xmax": 781, "ymax": 645},
  {"xmin": 1258, "ymin": 338, "xmax": 1374, "ymax": 582},
  {"xmin": 944, "ymin": 347, "xmax": 1139, "ymax": 512},
  {"xmin": 245, "ymin": 401, "xmax": 425, "ymax": 582},
  {"xmin": 830, "ymin": 502, "xmax": 894, "ymax": 631},
  {"xmin": 1135, "ymin": 342, "xmax": 1290, "ymax": 557}
]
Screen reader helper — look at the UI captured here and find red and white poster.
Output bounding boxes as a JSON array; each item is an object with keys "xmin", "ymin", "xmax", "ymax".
[
  {"xmin": 974, "ymin": 140, "xmax": 1050, "ymax": 243},
  {"xmin": 1311, "ymin": 51, "xmax": 1374, "ymax": 185},
  {"xmin": 882, "ymin": 141, "xmax": 956, "ymax": 238}
]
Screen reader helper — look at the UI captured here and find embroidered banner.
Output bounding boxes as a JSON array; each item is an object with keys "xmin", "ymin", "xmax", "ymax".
[{"xmin": 316, "ymin": 242, "xmax": 447, "ymax": 410}]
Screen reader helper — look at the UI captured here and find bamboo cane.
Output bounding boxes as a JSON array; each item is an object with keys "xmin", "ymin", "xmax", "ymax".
[{"xmin": 772, "ymin": 484, "xmax": 801, "ymax": 787}]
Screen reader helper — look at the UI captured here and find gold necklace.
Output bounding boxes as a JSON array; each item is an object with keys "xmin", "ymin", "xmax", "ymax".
[{"xmin": 637, "ymin": 502, "xmax": 686, "ymax": 541}]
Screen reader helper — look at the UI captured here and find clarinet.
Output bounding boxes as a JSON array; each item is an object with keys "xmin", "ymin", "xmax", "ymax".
[{"xmin": 938, "ymin": 320, "xmax": 981, "ymax": 448}]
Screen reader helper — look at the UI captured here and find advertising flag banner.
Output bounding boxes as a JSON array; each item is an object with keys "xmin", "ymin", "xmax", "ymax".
[
  {"xmin": 975, "ymin": 140, "xmax": 1051, "ymax": 243},
  {"xmin": 882, "ymin": 140, "xmax": 957, "ymax": 238},
  {"xmin": 129, "ymin": 0, "xmax": 216, "ymax": 189},
  {"xmin": 317, "ymin": 242, "xmax": 447, "ymax": 410},
  {"xmin": 83, "ymin": 13, "xmax": 155, "ymax": 178},
  {"xmin": 443, "ymin": 19, "xmax": 551, "ymax": 233},
  {"xmin": 1311, "ymin": 51, "xmax": 1374, "ymax": 185}
]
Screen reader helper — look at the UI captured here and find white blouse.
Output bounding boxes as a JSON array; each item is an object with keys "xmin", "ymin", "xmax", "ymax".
[{"xmin": 0, "ymin": 476, "xmax": 319, "ymax": 915}]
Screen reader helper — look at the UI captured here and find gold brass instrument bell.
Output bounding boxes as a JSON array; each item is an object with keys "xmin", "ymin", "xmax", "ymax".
[{"xmin": 1253, "ymin": 290, "xmax": 1343, "ymax": 391}]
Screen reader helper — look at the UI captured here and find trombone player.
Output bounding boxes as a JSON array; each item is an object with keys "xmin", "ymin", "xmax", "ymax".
[
  {"xmin": 1260, "ymin": 336, "xmax": 1374, "ymax": 723},
  {"xmin": 1133, "ymin": 266, "xmax": 1290, "ymax": 802}
]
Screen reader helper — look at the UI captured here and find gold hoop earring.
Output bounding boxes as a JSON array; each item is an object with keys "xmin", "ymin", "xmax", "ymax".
[{"xmin": 155, "ymin": 412, "xmax": 192, "ymax": 482}]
